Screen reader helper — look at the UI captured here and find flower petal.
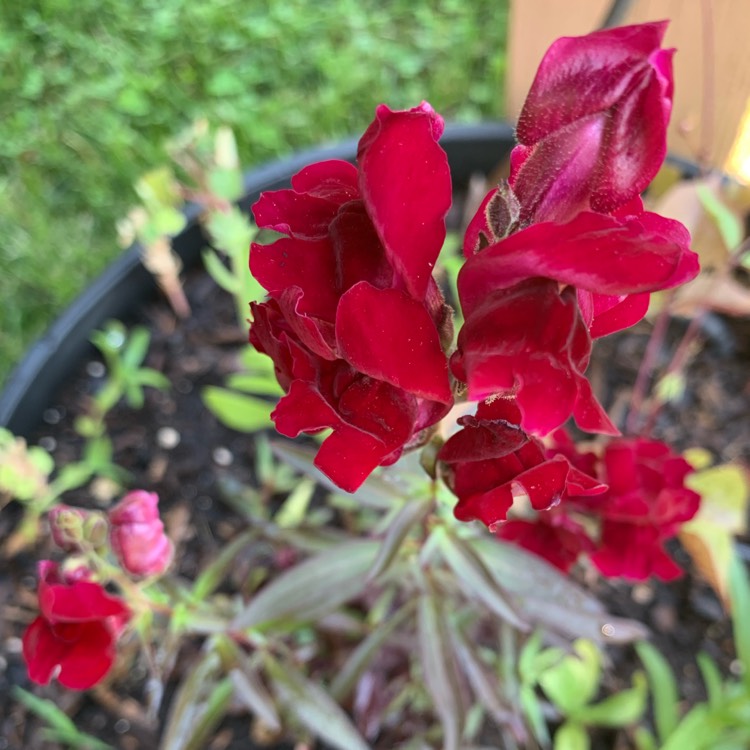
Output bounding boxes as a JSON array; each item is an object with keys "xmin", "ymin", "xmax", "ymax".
[
  {"xmin": 458, "ymin": 211, "xmax": 698, "ymax": 319},
  {"xmin": 336, "ymin": 282, "xmax": 452, "ymax": 404},
  {"xmin": 357, "ymin": 103, "xmax": 451, "ymax": 300}
]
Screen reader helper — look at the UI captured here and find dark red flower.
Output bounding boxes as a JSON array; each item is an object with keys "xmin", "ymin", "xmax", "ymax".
[
  {"xmin": 583, "ymin": 438, "xmax": 701, "ymax": 581},
  {"xmin": 109, "ymin": 490, "xmax": 173, "ymax": 578},
  {"xmin": 438, "ymin": 399, "xmax": 606, "ymax": 528},
  {"xmin": 495, "ymin": 510, "xmax": 595, "ymax": 573},
  {"xmin": 22, "ymin": 561, "xmax": 130, "ymax": 690},
  {"xmin": 455, "ymin": 185, "xmax": 697, "ymax": 437},
  {"xmin": 511, "ymin": 22, "xmax": 675, "ymax": 225},
  {"xmin": 249, "ymin": 103, "xmax": 453, "ymax": 492}
]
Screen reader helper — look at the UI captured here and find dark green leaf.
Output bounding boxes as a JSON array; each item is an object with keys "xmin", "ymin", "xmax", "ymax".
[
  {"xmin": 192, "ymin": 529, "xmax": 257, "ymax": 600},
  {"xmin": 330, "ymin": 600, "xmax": 415, "ymax": 701},
  {"xmin": 229, "ymin": 666, "xmax": 281, "ymax": 732}
]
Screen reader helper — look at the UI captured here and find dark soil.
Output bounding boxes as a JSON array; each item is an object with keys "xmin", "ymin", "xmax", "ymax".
[{"xmin": 2, "ymin": 236, "xmax": 750, "ymax": 749}]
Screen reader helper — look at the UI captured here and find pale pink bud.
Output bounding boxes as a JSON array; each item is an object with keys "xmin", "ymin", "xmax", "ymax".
[{"xmin": 108, "ymin": 490, "xmax": 173, "ymax": 577}]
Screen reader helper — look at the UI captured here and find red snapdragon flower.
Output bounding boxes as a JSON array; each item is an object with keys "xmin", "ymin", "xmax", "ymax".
[
  {"xmin": 22, "ymin": 561, "xmax": 130, "ymax": 690},
  {"xmin": 249, "ymin": 103, "xmax": 453, "ymax": 492},
  {"xmin": 584, "ymin": 438, "xmax": 701, "ymax": 581},
  {"xmin": 109, "ymin": 490, "xmax": 173, "ymax": 578},
  {"xmin": 453, "ymin": 22, "xmax": 699, "ymax": 437},
  {"xmin": 492, "ymin": 434, "xmax": 701, "ymax": 580},
  {"xmin": 438, "ymin": 399, "xmax": 606, "ymax": 528}
]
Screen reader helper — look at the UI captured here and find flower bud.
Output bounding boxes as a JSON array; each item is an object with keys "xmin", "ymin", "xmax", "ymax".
[
  {"xmin": 47, "ymin": 505, "xmax": 87, "ymax": 551},
  {"xmin": 108, "ymin": 490, "xmax": 173, "ymax": 577}
]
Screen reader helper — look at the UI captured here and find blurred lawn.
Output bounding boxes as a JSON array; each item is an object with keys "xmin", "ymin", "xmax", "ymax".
[{"xmin": 0, "ymin": 0, "xmax": 508, "ymax": 385}]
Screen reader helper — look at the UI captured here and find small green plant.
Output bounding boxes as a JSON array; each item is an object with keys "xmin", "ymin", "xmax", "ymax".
[
  {"xmin": 635, "ymin": 552, "xmax": 750, "ymax": 750},
  {"xmin": 519, "ymin": 633, "xmax": 647, "ymax": 749},
  {"xmin": 0, "ymin": 320, "xmax": 167, "ymax": 553},
  {"xmin": 12, "ymin": 687, "xmax": 114, "ymax": 750}
]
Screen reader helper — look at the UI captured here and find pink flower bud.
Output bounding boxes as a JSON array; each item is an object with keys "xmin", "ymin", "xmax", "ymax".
[{"xmin": 108, "ymin": 490, "xmax": 173, "ymax": 577}]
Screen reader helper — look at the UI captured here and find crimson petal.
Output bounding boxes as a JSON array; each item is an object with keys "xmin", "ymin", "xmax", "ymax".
[
  {"xmin": 336, "ymin": 282, "xmax": 452, "ymax": 404},
  {"xmin": 357, "ymin": 103, "xmax": 451, "ymax": 301}
]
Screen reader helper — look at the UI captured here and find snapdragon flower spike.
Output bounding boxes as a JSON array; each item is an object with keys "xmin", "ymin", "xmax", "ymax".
[
  {"xmin": 454, "ymin": 21, "xmax": 699, "ymax": 437},
  {"xmin": 250, "ymin": 103, "xmax": 453, "ymax": 492},
  {"xmin": 22, "ymin": 561, "xmax": 130, "ymax": 690},
  {"xmin": 438, "ymin": 399, "xmax": 606, "ymax": 528},
  {"xmin": 511, "ymin": 21, "xmax": 674, "ymax": 225}
]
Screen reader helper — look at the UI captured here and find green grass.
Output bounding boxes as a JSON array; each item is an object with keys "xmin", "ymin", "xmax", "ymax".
[{"xmin": 0, "ymin": 0, "xmax": 508, "ymax": 386}]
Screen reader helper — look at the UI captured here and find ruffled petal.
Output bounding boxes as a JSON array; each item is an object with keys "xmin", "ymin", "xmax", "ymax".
[{"xmin": 458, "ymin": 211, "xmax": 698, "ymax": 318}]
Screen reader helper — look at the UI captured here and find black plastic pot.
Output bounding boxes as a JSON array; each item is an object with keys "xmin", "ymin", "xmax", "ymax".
[{"xmin": 0, "ymin": 122, "xmax": 516, "ymax": 438}]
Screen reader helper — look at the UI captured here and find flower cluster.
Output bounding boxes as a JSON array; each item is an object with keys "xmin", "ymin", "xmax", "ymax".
[
  {"xmin": 494, "ymin": 435, "xmax": 702, "ymax": 581},
  {"xmin": 23, "ymin": 490, "xmax": 172, "ymax": 689},
  {"xmin": 249, "ymin": 18, "xmax": 701, "ymax": 576},
  {"xmin": 249, "ymin": 103, "xmax": 454, "ymax": 492}
]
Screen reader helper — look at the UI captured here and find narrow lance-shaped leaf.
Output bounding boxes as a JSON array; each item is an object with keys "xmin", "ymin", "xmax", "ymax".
[
  {"xmin": 232, "ymin": 540, "xmax": 380, "ymax": 630},
  {"xmin": 264, "ymin": 653, "xmax": 370, "ymax": 750},
  {"xmin": 274, "ymin": 479, "xmax": 316, "ymax": 528},
  {"xmin": 202, "ymin": 248, "xmax": 241, "ymax": 294},
  {"xmin": 448, "ymin": 619, "xmax": 514, "ymax": 725},
  {"xmin": 635, "ymin": 641, "xmax": 680, "ymax": 743},
  {"xmin": 226, "ymin": 373, "xmax": 284, "ymax": 396},
  {"xmin": 192, "ymin": 529, "xmax": 258, "ymax": 601},
  {"xmin": 728, "ymin": 551, "xmax": 750, "ymax": 683},
  {"xmin": 418, "ymin": 592, "xmax": 464, "ymax": 750},
  {"xmin": 330, "ymin": 600, "xmax": 416, "ymax": 701},
  {"xmin": 230, "ymin": 667, "xmax": 281, "ymax": 733},
  {"xmin": 438, "ymin": 529, "xmax": 527, "ymax": 630},
  {"xmin": 181, "ymin": 677, "xmax": 234, "ymax": 750},
  {"xmin": 161, "ymin": 647, "xmax": 226, "ymax": 750},
  {"xmin": 367, "ymin": 498, "xmax": 432, "ymax": 581},
  {"xmin": 471, "ymin": 537, "xmax": 646, "ymax": 643},
  {"xmin": 574, "ymin": 672, "xmax": 647, "ymax": 727},
  {"xmin": 696, "ymin": 652, "xmax": 723, "ymax": 709}
]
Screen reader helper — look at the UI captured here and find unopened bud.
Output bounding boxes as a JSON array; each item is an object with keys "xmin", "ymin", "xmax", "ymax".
[
  {"xmin": 108, "ymin": 491, "xmax": 174, "ymax": 578},
  {"xmin": 48, "ymin": 505, "xmax": 87, "ymax": 551}
]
